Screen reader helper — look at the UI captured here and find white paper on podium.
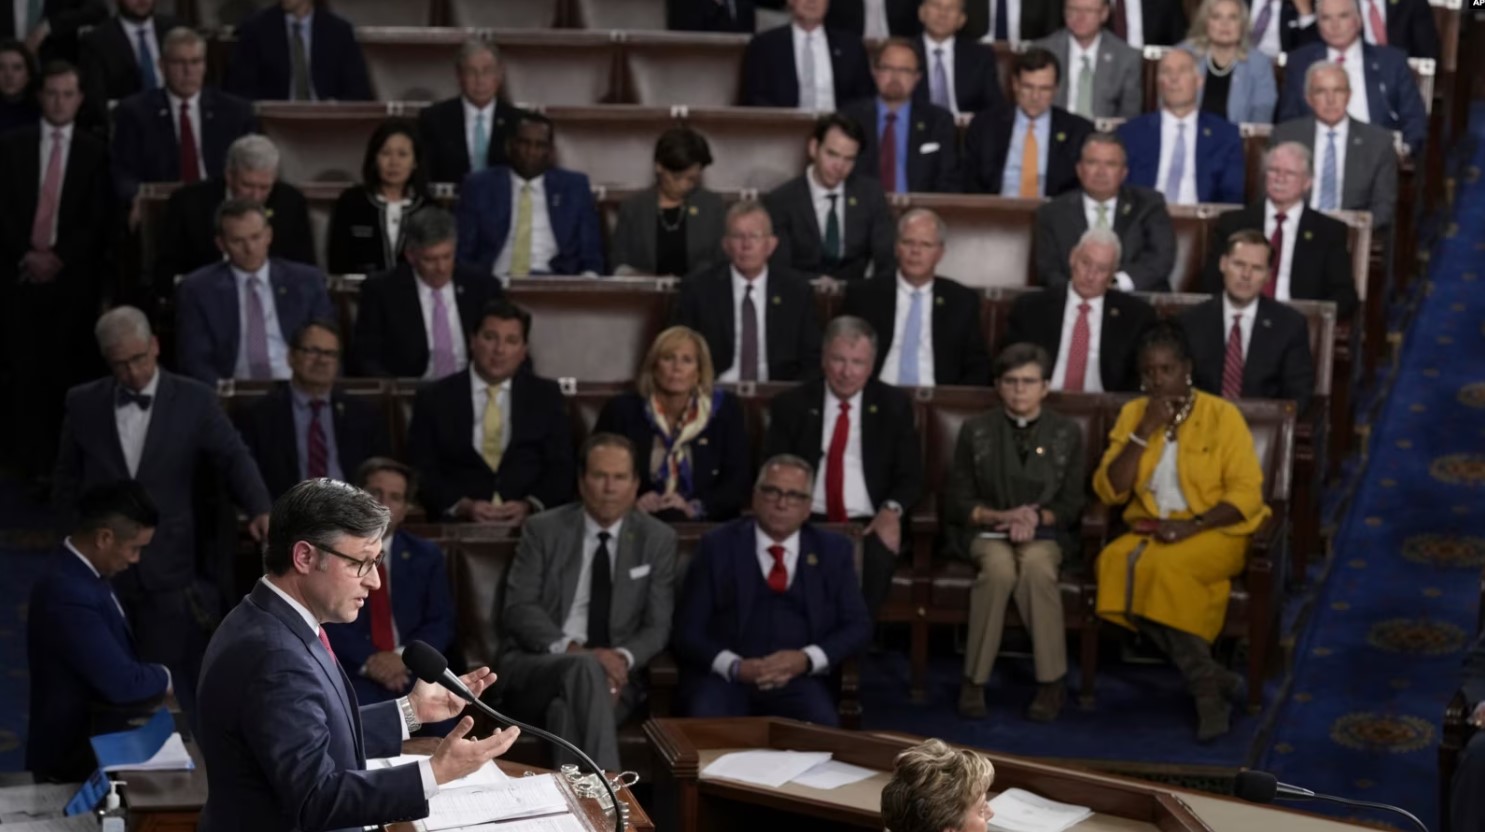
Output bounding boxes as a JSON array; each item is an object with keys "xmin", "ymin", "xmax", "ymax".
[
  {"xmin": 789, "ymin": 759, "xmax": 877, "ymax": 790},
  {"xmin": 987, "ymin": 788, "xmax": 1094, "ymax": 832},
  {"xmin": 102, "ymin": 733, "xmax": 193, "ymax": 772},
  {"xmin": 368, "ymin": 754, "xmax": 510, "ymax": 790},
  {"xmin": 429, "ymin": 814, "xmax": 586, "ymax": 832},
  {"xmin": 421, "ymin": 773, "xmax": 568, "ymax": 831},
  {"xmin": 699, "ymin": 750, "xmax": 834, "ymax": 789}
]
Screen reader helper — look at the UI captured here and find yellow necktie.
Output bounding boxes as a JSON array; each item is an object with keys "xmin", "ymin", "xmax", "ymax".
[
  {"xmin": 1018, "ymin": 122, "xmax": 1039, "ymax": 198},
  {"xmin": 510, "ymin": 183, "xmax": 533, "ymax": 278},
  {"xmin": 480, "ymin": 385, "xmax": 504, "ymax": 472}
]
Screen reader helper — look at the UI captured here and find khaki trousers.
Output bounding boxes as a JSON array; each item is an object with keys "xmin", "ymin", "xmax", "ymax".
[{"xmin": 962, "ymin": 538, "xmax": 1067, "ymax": 684}]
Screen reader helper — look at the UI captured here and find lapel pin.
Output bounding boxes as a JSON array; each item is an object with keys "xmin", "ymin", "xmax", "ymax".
[
  {"xmin": 935, "ymin": 295, "xmax": 944, "ymax": 305},
  {"xmin": 806, "ymin": 553, "xmax": 819, "ymax": 566},
  {"xmin": 1103, "ymin": 53, "xmax": 1112, "ymax": 63},
  {"xmin": 868, "ymin": 404, "xmax": 878, "ymax": 414},
  {"xmin": 1262, "ymin": 318, "xmax": 1272, "ymax": 328},
  {"xmin": 1202, "ymin": 127, "xmax": 1211, "ymax": 137},
  {"xmin": 772, "ymin": 295, "xmax": 782, "ymax": 305},
  {"xmin": 1121, "ymin": 203, "xmax": 1131, "ymax": 215},
  {"xmin": 809, "ymin": 408, "xmax": 821, "ymax": 416},
  {"xmin": 1110, "ymin": 307, "xmax": 1120, "ymax": 317},
  {"xmin": 277, "ymin": 285, "xmax": 287, "ymax": 295},
  {"xmin": 916, "ymin": 121, "xmax": 925, "ymax": 131},
  {"xmin": 157, "ymin": 108, "xmax": 168, "ymax": 117},
  {"xmin": 335, "ymin": 401, "xmax": 344, "ymax": 416},
  {"xmin": 1304, "ymin": 230, "xmax": 1314, "ymax": 240},
  {"xmin": 1056, "ymin": 131, "xmax": 1067, "ymax": 142},
  {"xmin": 264, "ymin": 208, "xmax": 275, "ymax": 220},
  {"xmin": 848, "ymin": 196, "xmax": 858, "ymax": 207},
  {"xmin": 401, "ymin": 549, "xmax": 411, "ymax": 560},
  {"xmin": 456, "ymin": 284, "xmax": 465, "ymax": 294},
  {"xmin": 552, "ymin": 194, "xmax": 562, "ymax": 208},
  {"xmin": 697, "ymin": 437, "xmax": 709, "ymax": 446},
  {"xmin": 689, "ymin": 205, "xmax": 699, "ymax": 216},
  {"xmin": 1035, "ymin": 446, "xmax": 1045, "ymax": 455}
]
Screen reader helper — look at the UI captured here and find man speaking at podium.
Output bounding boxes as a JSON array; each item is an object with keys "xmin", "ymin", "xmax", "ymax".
[{"xmin": 196, "ymin": 478, "xmax": 519, "ymax": 832}]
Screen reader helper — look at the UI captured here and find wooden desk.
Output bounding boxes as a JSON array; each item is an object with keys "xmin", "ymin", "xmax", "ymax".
[{"xmin": 646, "ymin": 718, "xmax": 1376, "ymax": 832}]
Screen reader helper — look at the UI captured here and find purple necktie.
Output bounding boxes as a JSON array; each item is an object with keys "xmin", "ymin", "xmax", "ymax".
[
  {"xmin": 430, "ymin": 288, "xmax": 456, "ymax": 377},
  {"xmin": 1251, "ymin": 0, "xmax": 1275, "ymax": 45},
  {"xmin": 245, "ymin": 276, "xmax": 272, "ymax": 379}
]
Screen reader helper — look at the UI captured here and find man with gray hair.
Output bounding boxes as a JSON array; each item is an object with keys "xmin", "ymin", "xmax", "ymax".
[
  {"xmin": 53, "ymin": 305, "xmax": 272, "ymax": 720},
  {"xmin": 418, "ymin": 40, "xmax": 530, "ymax": 184},
  {"xmin": 155, "ymin": 133, "xmax": 316, "ymax": 294}
]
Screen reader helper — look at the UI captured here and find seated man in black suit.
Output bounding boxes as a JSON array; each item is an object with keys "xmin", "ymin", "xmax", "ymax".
[
  {"xmin": 827, "ymin": 0, "xmax": 923, "ymax": 37},
  {"xmin": 673, "ymin": 201, "xmax": 822, "ymax": 383},
  {"xmin": 740, "ymin": 0, "xmax": 873, "ymax": 110},
  {"xmin": 765, "ymin": 114, "xmax": 896, "ymax": 283},
  {"xmin": 78, "ymin": 0, "xmax": 179, "ymax": 127},
  {"xmin": 354, "ymin": 207, "xmax": 501, "ymax": 379},
  {"xmin": 840, "ymin": 208, "xmax": 990, "ymax": 386},
  {"xmin": 669, "ymin": 0, "xmax": 757, "ymax": 32},
  {"xmin": 1005, "ymin": 228, "xmax": 1156, "ymax": 392},
  {"xmin": 964, "ymin": 47, "xmax": 1093, "ymax": 197},
  {"xmin": 840, "ymin": 37, "xmax": 960, "ymax": 195},
  {"xmin": 1181, "ymin": 228, "xmax": 1315, "ymax": 411},
  {"xmin": 6, "ymin": 0, "xmax": 105, "ymax": 65},
  {"xmin": 1201, "ymin": 141, "xmax": 1357, "ymax": 319},
  {"xmin": 224, "ymin": 0, "xmax": 371, "ymax": 101},
  {"xmin": 1033, "ymin": 132, "xmax": 1176, "ymax": 291},
  {"xmin": 154, "ymin": 134, "xmax": 315, "ymax": 295},
  {"xmin": 915, "ymin": 0, "xmax": 1004, "ymax": 116},
  {"xmin": 418, "ymin": 40, "xmax": 528, "ymax": 185},
  {"xmin": 234, "ymin": 320, "xmax": 390, "ymax": 499},
  {"xmin": 1452, "ymin": 627, "xmax": 1485, "ymax": 832},
  {"xmin": 406, "ymin": 298, "xmax": 574, "ymax": 526},
  {"xmin": 763, "ymin": 315, "xmax": 923, "ymax": 619}
]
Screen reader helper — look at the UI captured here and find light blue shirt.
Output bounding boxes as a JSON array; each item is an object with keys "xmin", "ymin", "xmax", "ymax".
[
  {"xmin": 1000, "ymin": 108, "xmax": 1051, "ymax": 197},
  {"xmin": 875, "ymin": 99, "xmax": 912, "ymax": 193},
  {"xmin": 283, "ymin": 10, "xmax": 316, "ymax": 100},
  {"xmin": 289, "ymin": 383, "xmax": 343, "ymax": 482}
]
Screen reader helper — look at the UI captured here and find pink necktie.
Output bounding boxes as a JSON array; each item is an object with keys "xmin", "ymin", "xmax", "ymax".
[
  {"xmin": 430, "ymin": 289, "xmax": 456, "ymax": 377},
  {"xmin": 245, "ymin": 276, "xmax": 272, "ymax": 379},
  {"xmin": 317, "ymin": 627, "xmax": 337, "ymax": 664},
  {"xmin": 30, "ymin": 130, "xmax": 64, "ymax": 252},
  {"xmin": 1368, "ymin": 0, "xmax": 1388, "ymax": 46}
]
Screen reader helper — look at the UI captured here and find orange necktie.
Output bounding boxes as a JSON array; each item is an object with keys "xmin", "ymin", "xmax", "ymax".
[{"xmin": 1019, "ymin": 122, "xmax": 1039, "ymax": 198}]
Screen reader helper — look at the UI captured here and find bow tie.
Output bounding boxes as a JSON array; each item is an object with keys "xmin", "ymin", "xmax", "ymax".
[{"xmin": 115, "ymin": 387, "xmax": 152, "ymax": 411}]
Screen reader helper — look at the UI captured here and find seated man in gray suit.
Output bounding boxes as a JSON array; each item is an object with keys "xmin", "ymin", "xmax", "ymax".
[
  {"xmin": 494, "ymin": 433, "xmax": 677, "ymax": 772},
  {"xmin": 1033, "ymin": 132, "xmax": 1176, "ymax": 292},
  {"xmin": 1271, "ymin": 61, "xmax": 1398, "ymax": 230},
  {"xmin": 1034, "ymin": 0, "xmax": 1142, "ymax": 119}
]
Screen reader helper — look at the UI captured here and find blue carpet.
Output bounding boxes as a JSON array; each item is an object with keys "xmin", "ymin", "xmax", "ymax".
[{"xmin": 0, "ymin": 475, "xmax": 57, "ymax": 772}]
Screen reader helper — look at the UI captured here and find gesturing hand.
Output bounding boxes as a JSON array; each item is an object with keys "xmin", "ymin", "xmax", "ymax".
[
  {"xmin": 409, "ymin": 667, "xmax": 496, "ymax": 724},
  {"xmin": 429, "ymin": 717, "xmax": 520, "ymax": 785}
]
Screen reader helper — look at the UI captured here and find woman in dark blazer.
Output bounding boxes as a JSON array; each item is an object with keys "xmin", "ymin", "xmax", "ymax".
[
  {"xmin": 594, "ymin": 325, "xmax": 750, "ymax": 522},
  {"xmin": 610, "ymin": 126, "xmax": 726, "ymax": 278},
  {"xmin": 0, "ymin": 40, "xmax": 39, "ymax": 136},
  {"xmin": 326, "ymin": 118, "xmax": 429, "ymax": 274}
]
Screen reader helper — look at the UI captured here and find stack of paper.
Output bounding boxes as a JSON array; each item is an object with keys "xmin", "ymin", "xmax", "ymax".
[
  {"xmin": 987, "ymin": 788, "xmax": 1094, "ymax": 832},
  {"xmin": 699, "ymin": 750, "xmax": 833, "ymax": 789},
  {"xmin": 422, "ymin": 773, "xmax": 569, "ymax": 831},
  {"xmin": 430, "ymin": 816, "xmax": 586, "ymax": 832},
  {"xmin": 89, "ymin": 709, "xmax": 193, "ymax": 772},
  {"xmin": 368, "ymin": 755, "xmax": 510, "ymax": 790},
  {"xmin": 789, "ymin": 760, "xmax": 877, "ymax": 790}
]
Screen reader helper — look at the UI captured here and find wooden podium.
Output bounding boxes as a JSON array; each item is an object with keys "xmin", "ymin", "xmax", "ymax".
[{"xmin": 645, "ymin": 717, "xmax": 1378, "ymax": 832}]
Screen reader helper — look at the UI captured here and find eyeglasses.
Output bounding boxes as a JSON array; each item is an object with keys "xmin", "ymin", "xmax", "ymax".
[
  {"xmin": 315, "ymin": 543, "xmax": 384, "ymax": 577},
  {"xmin": 758, "ymin": 485, "xmax": 812, "ymax": 505},
  {"xmin": 294, "ymin": 345, "xmax": 341, "ymax": 360}
]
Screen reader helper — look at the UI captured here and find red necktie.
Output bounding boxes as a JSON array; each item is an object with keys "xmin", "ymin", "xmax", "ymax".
[
  {"xmin": 368, "ymin": 562, "xmax": 396, "ymax": 652},
  {"xmin": 825, "ymin": 401, "xmax": 850, "ymax": 522},
  {"xmin": 1111, "ymin": 0, "xmax": 1128, "ymax": 39},
  {"xmin": 1367, "ymin": 0, "xmax": 1387, "ymax": 46},
  {"xmin": 767, "ymin": 545, "xmax": 789, "ymax": 593},
  {"xmin": 1265, "ymin": 213, "xmax": 1285, "ymax": 298},
  {"xmin": 880, "ymin": 111, "xmax": 898, "ymax": 193},
  {"xmin": 317, "ymin": 627, "xmax": 337, "ymax": 664},
  {"xmin": 1222, "ymin": 314, "xmax": 1245, "ymax": 399},
  {"xmin": 30, "ymin": 129, "xmax": 64, "ymax": 252},
  {"xmin": 1062, "ymin": 302, "xmax": 1092, "ymax": 391},
  {"xmin": 178, "ymin": 101, "xmax": 200, "ymax": 183},
  {"xmin": 307, "ymin": 400, "xmax": 329, "ymax": 479}
]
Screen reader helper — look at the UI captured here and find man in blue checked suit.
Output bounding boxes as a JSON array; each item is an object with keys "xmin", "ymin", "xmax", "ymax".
[
  {"xmin": 455, "ymin": 112, "xmax": 604, "ymax": 279},
  {"xmin": 27, "ymin": 481, "xmax": 172, "ymax": 783},
  {"xmin": 1118, "ymin": 49, "xmax": 1244, "ymax": 206}
]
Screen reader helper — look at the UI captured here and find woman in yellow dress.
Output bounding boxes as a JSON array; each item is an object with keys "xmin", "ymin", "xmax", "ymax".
[{"xmin": 1093, "ymin": 321, "xmax": 1270, "ymax": 741}]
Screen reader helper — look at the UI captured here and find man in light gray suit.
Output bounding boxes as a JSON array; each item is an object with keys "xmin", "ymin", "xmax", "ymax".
[
  {"xmin": 1034, "ymin": 0, "xmax": 1142, "ymax": 119},
  {"xmin": 1271, "ymin": 61, "xmax": 1398, "ymax": 230},
  {"xmin": 494, "ymin": 432, "xmax": 677, "ymax": 771}
]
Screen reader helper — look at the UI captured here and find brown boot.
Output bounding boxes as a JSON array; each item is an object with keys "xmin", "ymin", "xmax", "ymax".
[
  {"xmin": 1026, "ymin": 680, "xmax": 1065, "ymax": 722},
  {"xmin": 958, "ymin": 680, "xmax": 987, "ymax": 718},
  {"xmin": 1193, "ymin": 681, "xmax": 1232, "ymax": 742}
]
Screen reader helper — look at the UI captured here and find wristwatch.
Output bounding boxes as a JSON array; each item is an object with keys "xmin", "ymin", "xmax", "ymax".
[{"xmin": 397, "ymin": 696, "xmax": 421, "ymax": 734}]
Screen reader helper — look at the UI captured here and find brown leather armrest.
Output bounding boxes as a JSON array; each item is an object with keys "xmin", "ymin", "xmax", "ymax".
[{"xmin": 646, "ymin": 650, "xmax": 678, "ymax": 689}]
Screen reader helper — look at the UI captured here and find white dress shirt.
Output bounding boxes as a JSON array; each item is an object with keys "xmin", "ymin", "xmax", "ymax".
[
  {"xmin": 1150, "ymin": 440, "xmax": 1189, "ymax": 516},
  {"xmin": 1115, "ymin": 0, "xmax": 1145, "ymax": 48},
  {"xmin": 550, "ymin": 515, "xmax": 638, "ymax": 668},
  {"xmin": 379, "ymin": 197, "xmax": 411, "ymax": 262},
  {"xmin": 810, "ymin": 388, "xmax": 874, "ymax": 518},
  {"xmin": 166, "ymin": 92, "xmax": 206, "ymax": 181},
  {"xmin": 708, "ymin": 527, "xmax": 830, "ymax": 679},
  {"xmin": 125, "ymin": 19, "xmax": 162, "ymax": 84},
  {"xmin": 1328, "ymin": 40, "xmax": 1369, "ymax": 124},
  {"xmin": 35, "ymin": 122, "xmax": 74, "ymax": 247},
  {"xmin": 1249, "ymin": 0, "xmax": 1311, "ymax": 58},
  {"xmin": 1156, "ymin": 110, "xmax": 1199, "ymax": 206},
  {"xmin": 1310, "ymin": 117, "xmax": 1350, "ymax": 211},
  {"xmin": 114, "ymin": 370, "xmax": 159, "ymax": 478},
  {"xmin": 1080, "ymin": 193, "xmax": 1136, "ymax": 291},
  {"xmin": 13, "ymin": 0, "xmax": 29, "ymax": 41},
  {"xmin": 720, "ymin": 267, "xmax": 770, "ymax": 382},
  {"xmin": 806, "ymin": 165, "xmax": 845, "ymax": 252},
  {"xmin": 1222, "ymin": 293, "xmax": 1258, "ymax": 358},
  {"xmin": 468, "ymin": 370, "xmax": 513, "ymax": 460},
  {"xmin": 492, "ymin": 171, "xmax": 558, "ymax": 277},
  {"xmin": 792, "ymin": 23, "xmax": 836, "ymax": 111},
  {"xmin": 462, "ymin": 97, "xmax": 496, "ymax": 168},
  {"xmin": 878, "ymin": 274, "xmax": 936, "ymax": 386},
  {"xmin": 231, "ymin": 263, "xmax": 291, "ymax": 380},
  {"xmin": 415, "ymin": 276, "xmax": 468, "ymax": 378},
  {"xmin": 1050, "ymin": 291, "xmax": 1105, "ymax": 391},
  {"xmin": 922, "ymin": 35, "xmax": 961, "ymax": 115},
  {"xmin": 981, "ymin": 0, "xmax": 1025, "ymax": 44},
  {"xmin": 863, "ymin": 0, "xmax": 890, "ymax": 38},
  {"xmin": 1264, "ymin": 199, "xmax": 1303, "ymax": 300}
]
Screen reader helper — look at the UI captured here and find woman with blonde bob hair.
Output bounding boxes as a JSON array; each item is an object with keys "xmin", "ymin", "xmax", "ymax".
[
  {"xmin": 594, "ymin": 325, "xmax": 750, "ymax": 521},
  {"xmin": 881, "ymin": 739, "xmax": 996, "ymax": 832},
  {"xmin": 1178, "ymin": 0, "xmax": 1277, "ymax": 123}
]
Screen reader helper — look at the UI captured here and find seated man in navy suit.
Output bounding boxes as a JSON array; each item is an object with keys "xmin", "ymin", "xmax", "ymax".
[
  {"xmin": 674, "ymin": 454, "xmax": 872, "ymax": 725},
  {"xmin": 455, "ymin": 112, "xmax": 604, "ymax": 278},
  {"xmin": 174, "ymin": 199, "xmax": 334, "ymax": 385},
  {"xmin": 740, "ymin": 0, "xmax": 874, "ymax": 110},
  {"xmin": 325, "ymin": 458, "xmax": 455, "ymax": 708},
  {"xmin": 27, "ymin": 481, "xmax": 172, "ymax": 783},
  {"xmin": 963, "ymin": 47, "xmax": 1094, "ymax": 197},
  {"xmin": 1117, "ymin": 48, "xmax": 1243, "ymax": 205},
  {"xmin": 839, "ymin": 38, "xmax": 961, "ymax": 195},
  {"xmin": 913, "ymin": 0, "xmax": 1004, "ymax": 117},
  {"xmin": 224, "ymin": 0, "xmax": 372, "ymax": 101},
  {"xmin": 234, "ymin": 320, "xmax": 390, "ymax": 499}
]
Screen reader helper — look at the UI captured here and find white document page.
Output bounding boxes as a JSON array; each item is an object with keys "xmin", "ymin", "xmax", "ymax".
[
  {"xmin": 368, "ymin": 754, "xmax": 510, "ymax": 789},
  {"xmin": 428, "ymin": 815, "xmax": 587, "ymax": 832},
  {"xmin": 422, "ymin": 774, "xmax": 568, "ymax": 831},
  {"xmin": 987, "ymin": 787, "xmax": 1094, "ymax": 832},
  {"xmin": 699, "ymin": 750, "xmax": 834, "ymax": 789},
  {"xmin": 789, "ymin": 759, "xmax": 878, "ymax": 790}
]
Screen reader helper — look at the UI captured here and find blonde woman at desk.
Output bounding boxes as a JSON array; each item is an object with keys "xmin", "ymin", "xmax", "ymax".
[{"xmin": 880, "ymin": 739, "xmax": 996, "ymax": 832}]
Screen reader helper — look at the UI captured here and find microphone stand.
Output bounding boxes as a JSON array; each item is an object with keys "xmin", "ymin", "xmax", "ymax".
[{"xmin": 1274, "ymin": 791, "xmax": 1429, "ymax": 832}]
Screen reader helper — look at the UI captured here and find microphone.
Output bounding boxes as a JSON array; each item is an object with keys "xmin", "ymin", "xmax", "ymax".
[
  {"xmin": 401, "ymin": 641, "xmax": 627, "ymax": 832},
  {"xmin": 1232, "ymin": 770, "xmax": 1428, "ymax": 832}
]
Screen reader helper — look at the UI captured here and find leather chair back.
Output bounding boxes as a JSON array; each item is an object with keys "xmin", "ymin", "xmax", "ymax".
[
  {"xmin": 1168, "ymin": 205, "xmax": 1211, "ymax": 293},
  {"xmin": 683, "ymin": 109, "xmax": 814, "ymax": 191},
  {"xmin": 571, "ymin": 0, "xmax": 668, "ymax": 30},
  {"xmin": 257, "ymin": 103, "xmax": 396, "ymax": 183},
  {"xmin": 359, "ymin": 32, "xmax": 465, "ymax": 100},
  {"xmin": 548, "ymin": 106, "xmax": 672, "ymax": 190},
  {"xmin": 509, "ymin": 279, "xmax": 675, "ymax": 383},
  {"xmin": 621, "ymin": 35, "xmax": 750, "ymax": 107},
  {"xmin": 324, "ymin": 1, "xmax": 434, "ymax": 27},
  {"xmin": 910, "ymin": 196, "xmax": 1042, "ymax": 288},
  {"xmin": 493, "ymin": 32, "xmax": 618, "ymax": 106},
  {"xmin": 448, "ymin": 0, "xmax": 561, "ymax": 27}
]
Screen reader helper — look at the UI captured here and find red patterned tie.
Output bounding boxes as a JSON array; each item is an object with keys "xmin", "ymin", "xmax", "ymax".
[
  {"xmin": 1368, "ymin": 0, "xmax": 1388, "ymax": 46},
  {"xmin": 317, "ymin": 627, "xmax": 337, "ymax": 664},
  {"xmin": 178, "ymin": 101, "xmax": 200, "ymax": 183},
  {"xmin": 307, "ymin": 400, "xmax": 329, "ymax": 479},
  {"xmin": 1265, "ymin": 213, "xmax": 1284, "ymax": 298},
  {"xmin": 1222, "ymin": 314, "xmax": 1245, "ymax": 399},
  {"xmin": 368, "ymin": 562, "xmax": 396, "ymax": 652},
  {"xmin": 766, "ymin": 545, "xmax": 789, "ymax": 593},
  {"xmin": 30, "ymin": 130, "xmax": 64, "ymax": 252},
  {"xmin": 1062, "ymin": 302, "xmax": 1092, "ymax": 391},
  {"xmin": 880, "ymin": 112, "xmax": 898, "ymax": 193},
  {"xmin": 825, "ymin": 401, "xmax": 850, "ymax": 522}
]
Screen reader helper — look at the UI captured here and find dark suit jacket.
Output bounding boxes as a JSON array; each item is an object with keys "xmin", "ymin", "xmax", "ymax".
[
  {"xmin": 1201, "ymin": 202, "xmax": 1358, "ymax": 319},
  {"xmin": 175, "ymin": 258, "xmax": 336, "ymax": 384},
  {"xmin": 78, "ymin": 14, "xmax": 182, "ymax": 125},
  {"xmin": 52, "ymin": 371, "xmax": 272, "ymax": 593},
  {"xmin": 594, "ymin": 389, "xmax": 752, "ymax": 521},
  {"xmin": 911, "ymin": 36, "xmax": 1005, "ymax": 115},
  {"xmin": 0, "ymin": 124, "xmax": 112, "ymax": 294},
  {"xmin": 1277, "ymin": 41, "xmax": 1427, "ymax": 154},
  {"xmin": 224, "ymin": 6, "xmax": 372, "ymax": 101},
  {"xmin": 669, "ymin": 0, "xmax": 756, "ymax": 32},
  {"xmin": 841, "ymin": 275, "xmax": 992, "ymax": 386},
  {"xmin": 25, "ymin": 548, "xmax": 171, "ymax": 782},
  {"xmin": 740, "ymin": 25, "xmax": 874, "ymax": 108},
  {"xmin": 672, "ymin": 519, "xmax": 871, "ymax": 675},
  {"xmin": 327, "ymin": 187, "xmax": 429, "ymax": 275},
  {"xmin": 416, "ymin": 97, "xmax": 527, "ymax": 184},
  {"xmin": 963, "ymin": 104, "xmax": 1093, "ymax": 196},
  {"xmin": 610, "ymin": 186, "xmax": 728, "ymax": 276},
  {"xmin": 963, "ymin": 0, "xmax": 1063, "ymax": 41},
  {"xmin": 1270, "ymin": 114, "xmax": 1399, "ymax": 229},
  {"xmin": 672, "ymin": 263, "xmax": 823, "ymax": 382},
  {"xmin": 839, "ymin": 97, "xmax": 961, "ymax": 194},
  {"xmin": 1108, "ymin": 0, "xmax": 1189, "ymax": 45},
  {"xmin": 0, "ymin": 0, "xmax": 106, "ymax": 62},
  {"xmin": 764, "ymin": 173, "xmax": 896, "ymax": 281},
  {"xmin": 825, "ymin": 0, "xmax": 922, "ymax": 36},
  {"xmin": 1033, "ymin": 186, "xmax": 1177, "ymax": 291},
  {"xmin": 1291, "ymin": 0, "xmax": 1440, "ymax": 60},
  {"xmin": 1118, "ymin": 111, "xmax": 1245, "ymax": 204},
  {"xmin": 232, "ymin": 382, "xmax": 391, "ymax": 499},
  {"xmin": 1180, "ymin": 295, "xmax": 1315, "ymax": 411},
  {"xmin": 324, "ymin": 529, "xmax": 456, "ymax": 704},
  {"xmin": 154, "ymin": 177, "xmax": 316, "ymax": 293},
  {"xmin": 455, "ymin": 166, "xmax": 605, "ymax": 276},
  {"xmin": 109, "ymin": 87, "xmax": 258, "ymax": 202},
  {"xmin": 405, "ymin": 369, "xmax": 575, "ymax": 518},
  {"xmin": 1003, "ymin": 287, "xmax": 1157, "ymax": 392},
  {"xmin": 353, "ymin": 262, "xmax": 502, "ymax": 378},
  {"xmin": 197, "ymin": 581, "xmax": 425, "ymax": 832},
  {"xmin": 763, "ymin": 378, "xmax": 923, "ymax": 514}
]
